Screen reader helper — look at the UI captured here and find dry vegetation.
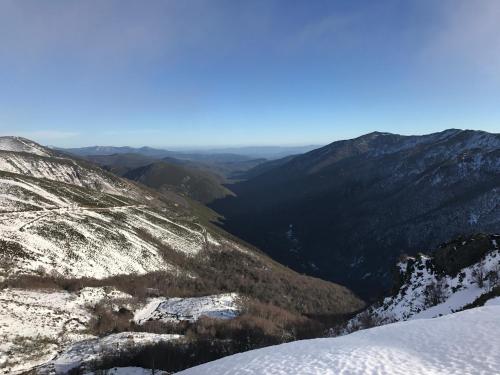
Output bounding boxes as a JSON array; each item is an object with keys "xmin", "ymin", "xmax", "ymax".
[
  {"xmin": 2, "ymin": 242, "xmax": 364, "ymax": 373},
  {"xmin": 3, "ymin": 243, "xmax": 363, "ymax": 316},
  {"xmin": 60, "ymin": 298, "xmax": 333, "ymax": 374}
]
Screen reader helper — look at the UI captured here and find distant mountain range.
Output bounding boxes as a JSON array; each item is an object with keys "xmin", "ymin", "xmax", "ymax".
[
  {"xmin": 55, "ymin": 144, "xmax": 320, "ymax": 160},
  {"xmin": 55, "ymin": 145, "xmax": 323, "ymax": 203},
  {"xmin": 211, "ymin": 129, "xmax": 500, "ymax": 298},
  {"xmin": 183, "ymin": 145, "xmax": 323, "ymax": 159}
]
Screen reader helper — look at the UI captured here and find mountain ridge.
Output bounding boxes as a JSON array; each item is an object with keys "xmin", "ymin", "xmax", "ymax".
[
  {"xmin": 123, "ymin": 161, "xmax": 234, "ymax": 203},
  {"xmin": 211, "ymin": 129, "xmax": 500, "ymax": 297}
]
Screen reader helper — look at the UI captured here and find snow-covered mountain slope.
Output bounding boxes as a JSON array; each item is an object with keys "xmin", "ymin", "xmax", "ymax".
[
  {"xmin": 0, "ymin": 171, "xmax": 217, "ymax": 279},
  {"xmin": 134, "ymin": 293, "xmax": 240, "ymax": 324},
  {"xmin": 0, "ymin": 136, "xmax": 175, "ymax": 204},
  {"xmin": 343, "ymin": 233, "xmax": 499, "ymax": 332},
  {"xmin": 0, "ymin": 136, "xmax": 364, "ymax": 374},
  {"xmin": 0, "ymin": 138, "xmax": 227, "ymax": 279},
  {"xmin": 177, "ymin": 303, "xmax": 500, "ymax": 375},
  {"xmin": 0, "ymin": 150, "xmax": 141, "ymax": 199},
  {"xmin": 0, "ymin": 137, "xmax": 50, "ymax": 157}
]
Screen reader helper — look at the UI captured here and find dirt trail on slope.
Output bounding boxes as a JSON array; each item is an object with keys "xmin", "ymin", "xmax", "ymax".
[{"xmin": 4, "ymin": 204, "xmax": 148, "ymax": 231}]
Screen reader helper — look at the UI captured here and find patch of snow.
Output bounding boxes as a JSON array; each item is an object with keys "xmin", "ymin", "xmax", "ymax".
[
  {"xmin": 349, "ymin": 256, "xmax": 365, "ymax": 268},
  {"xmin": 485, "ymin": 296, "xmax": 500, "ymax": 306},
  {"xmin": 468, "ymin": 212, "xmax": 479, "ymax": 225},
  {"xmin": 75, "ymin": 287, "xmax": 132, "ymax": 307}
]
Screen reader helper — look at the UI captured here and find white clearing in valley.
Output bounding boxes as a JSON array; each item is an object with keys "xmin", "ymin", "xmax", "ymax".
[{"xmin": 134, "ymin": 293, "xmax": 240, "ymax": 324}]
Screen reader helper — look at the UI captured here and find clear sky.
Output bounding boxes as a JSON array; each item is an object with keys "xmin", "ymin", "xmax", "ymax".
[{"xmin": 0, "ymin": 0, "xmax": 499, "ymax": 147}]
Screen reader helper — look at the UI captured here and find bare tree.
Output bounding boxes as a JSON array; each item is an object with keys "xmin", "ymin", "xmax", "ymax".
[
  {"xmin": 425, "ymin": 278, "xmax": 446, "ymax": 307},
  {"xmin": 487, "ymin": 264, "xmax": 500, "ymax": 291},
  {"xmin": 357, "ymin": 309, "xmax": 382, "ymax": 330},
  {"xmin": 471, "ymin": 262, "xmax": 486, "ymax": 288}
]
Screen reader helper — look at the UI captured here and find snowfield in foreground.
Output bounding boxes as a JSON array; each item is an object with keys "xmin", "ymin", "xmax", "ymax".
[
  {"xmin": 134, "ymin": 293, "xmax": 240, "ymax": 324},
  {"xmin": 178, "ymin": 304, "xmax": 500, "ymax": 375}
]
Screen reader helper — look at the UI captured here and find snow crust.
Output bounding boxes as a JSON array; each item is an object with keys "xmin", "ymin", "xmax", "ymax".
[
  {"xmin": 134, "ymin": 293, "xmax": 240, "ymax": 324},
  {"xmin": 178, "ymin": 305, "xmax": 500, "ymax": 375},
  {"xmin": 484, "ymin": 296, "xmax": 500, "ymax": 306}
]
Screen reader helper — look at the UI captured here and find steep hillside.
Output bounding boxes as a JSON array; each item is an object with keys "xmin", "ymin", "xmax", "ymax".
[
  {"xmin": 211, "ymin": 129, "xmax": 500, "ymax": 297},
  {"xmin": 85, "ymin": 153, "xmax": 158, "ymax": 176},
  {"xmin": 82, "ymin": 152, "xmax": 265, "ymax": 184},
  {"xmin": 171, "ymin": 156, "xmax": 265, "ymax": 181},
  {"xmin": 0, "ymin": 170, "xmax": 212, "ymax": 278},
  {"xmin": 124, "ymin": 161, "xmax": 234, "ymax": 203},
  {"xmin": 231, "ymin": 154, "xmax": 297, "ymax": 180},
  {"xmin": 84, "ymin": 154, "xmax": 234, "ymax": 203},
  {"xmin": 0, "ymin": 137, "xmax": 363, "ymax": 374},
  {"xmin": 342, "ymin": 233, "xmax": 499, "ymax": 333},
  {"xmin": 0, "ymin": 136, "xmax": 50, "ymax": 156},
  {"xmin": 0, "ymin": 139, "xmax": 148, "ymax": 201},
  {"xmin": 60, "ymin": 146, "xmax": 267, "ymax": 180}
]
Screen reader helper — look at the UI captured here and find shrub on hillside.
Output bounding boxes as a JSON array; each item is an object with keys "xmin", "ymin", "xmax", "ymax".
[
  {"xmin": 471, "ymin": 262, "xmax": 486, "ymax": 288},
  {"xmin": 424, "ymin": 278, "xmax": 446, "ymax": 307}
]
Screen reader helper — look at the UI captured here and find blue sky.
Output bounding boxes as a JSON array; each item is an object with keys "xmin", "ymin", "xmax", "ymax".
[{"xmin": 0, "ymin": 0, "xmax": 499, "ymax": 147}]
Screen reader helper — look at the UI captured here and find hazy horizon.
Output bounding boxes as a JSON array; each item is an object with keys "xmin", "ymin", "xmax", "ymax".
[
  {"xmin": 5, "ymin": 127, "xmax": 497, "ymax": 150},
  {"xmin": 24, "ymin": 128, "xmax": 495, "ymax": 151}
]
